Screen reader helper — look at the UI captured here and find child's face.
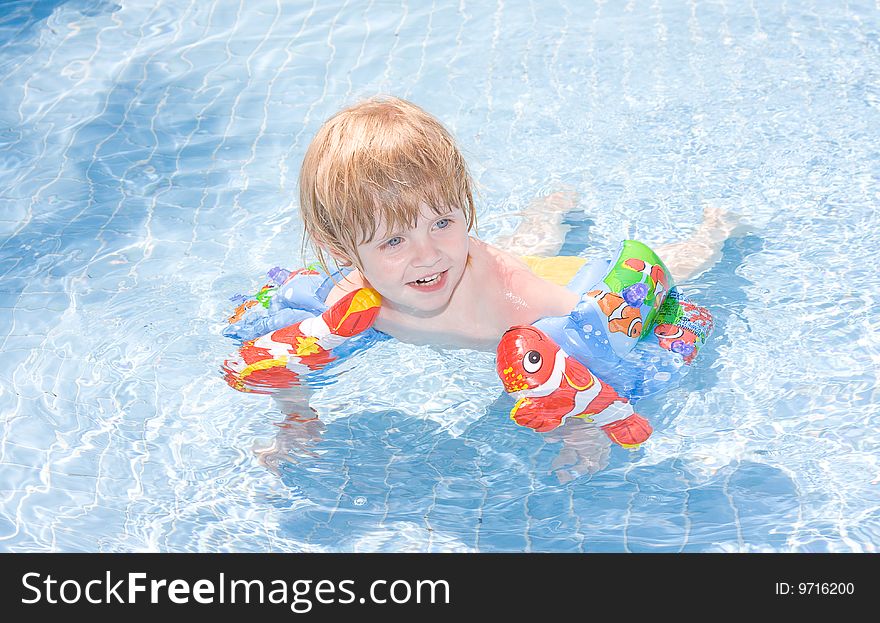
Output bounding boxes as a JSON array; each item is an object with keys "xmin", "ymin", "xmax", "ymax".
[{"xmin": 351, "ymin": 205, "xmax": 470, "ymax": 315}]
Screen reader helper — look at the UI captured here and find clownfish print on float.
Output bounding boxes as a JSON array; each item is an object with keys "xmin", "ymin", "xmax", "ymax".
[
  {"xmin": 223, "ymin": 288, "xmax": 381, "ymax": 392},
  {"xmin": 496, "ymin": 325, "xmax": 653, "ymax": 448}
]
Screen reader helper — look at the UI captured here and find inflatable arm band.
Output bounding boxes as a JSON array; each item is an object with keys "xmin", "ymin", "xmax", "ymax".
[
  {"xmin": 497, "ymin": 240, "xmax": 714, "ymax": 448},
  {"xmin": 222, "ymin": 266, "xmax": 382, "ymax": 393}
]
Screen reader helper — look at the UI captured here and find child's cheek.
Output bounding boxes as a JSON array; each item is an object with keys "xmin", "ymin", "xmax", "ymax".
[
  {"xmin": 386, "ymin": 252, "xmax": 410, "ymax": 271},
  {"xmin": 366, "ymin": 254, "xmax": 407, "ymax": 288}
]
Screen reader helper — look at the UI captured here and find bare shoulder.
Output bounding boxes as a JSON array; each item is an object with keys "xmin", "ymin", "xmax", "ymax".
[
  {"xmin": 323, "ymin": 269, "xmax": 368, "ymax": 307},
  {"xmin": 475, "ymin": 237, "xmax": 580, "ymax": 318},
  {"xmin": 470, "ymin": 237, "xmax": 533, "ymax": 279}
]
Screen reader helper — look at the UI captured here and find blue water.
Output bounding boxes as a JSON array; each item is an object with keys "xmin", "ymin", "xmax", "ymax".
[{"xmin": 1, "ymin": 0, "xmax": 879, "ymax": 552}]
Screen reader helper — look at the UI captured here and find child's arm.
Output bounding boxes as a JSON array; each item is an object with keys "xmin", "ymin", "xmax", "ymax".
[
  {"xmin": 654, "ymin": 207, "xmax": 743, "ymax": 282},
  {"xmin": 224, "ymin": 287, "xmax": 381, "ymax": 473},
  {"xmin": 254, "ymin": 389, "xmax": 326, "ymax": 474}
]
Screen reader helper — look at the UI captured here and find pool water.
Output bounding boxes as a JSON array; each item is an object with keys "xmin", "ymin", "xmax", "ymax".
[{"xmin": 1, "ymin": 0, "xmax": 879, "ymax": 552}]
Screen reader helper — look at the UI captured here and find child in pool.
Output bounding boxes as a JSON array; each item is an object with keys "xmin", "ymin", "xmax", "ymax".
[
  {"xmin": 301, "ymin": 96, "xmax": 734, "ymax": 350},
  {"xmin": 246, "ymin": 96, "xmax": 740, "ymax": 477}
]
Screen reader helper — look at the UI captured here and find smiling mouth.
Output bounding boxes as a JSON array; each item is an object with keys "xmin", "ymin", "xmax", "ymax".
[{"xmin": 408, "ymin": 270, "xmax": 448, "ymax": 287}]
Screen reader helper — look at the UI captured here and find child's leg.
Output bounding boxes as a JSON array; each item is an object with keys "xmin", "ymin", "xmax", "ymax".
[
  {"xmin": 655, "ymin": 206, "xmax": 744, "ymax": 282},
  {"xmin": 495, "ymin": 188, "xmax": 579, "ymax": 257}
]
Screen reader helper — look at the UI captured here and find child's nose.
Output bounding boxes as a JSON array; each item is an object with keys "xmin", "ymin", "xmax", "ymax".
[{"xmin": 411, "ymin": 236, "xmax": 442, "ymax": 267}]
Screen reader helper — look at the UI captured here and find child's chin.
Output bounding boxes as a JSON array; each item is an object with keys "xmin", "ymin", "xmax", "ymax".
[
  {"xmin": 403, "ymin": 292, "xmax": 451, "ymax": 314},
  {"xmin": 409, "ymin": 298, "xmax": 449, "ymax": 313}
]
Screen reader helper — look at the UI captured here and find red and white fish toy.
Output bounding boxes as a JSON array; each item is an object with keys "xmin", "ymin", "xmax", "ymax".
[
  {"xmin": 223, "ymin": 288, "xmax": 381, "ymax": 393},
  {"xmin": 496, "ymin": 326, "xmax": 653, "ymax": 448}
]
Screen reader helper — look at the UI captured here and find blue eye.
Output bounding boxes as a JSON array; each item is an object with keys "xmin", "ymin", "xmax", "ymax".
[
  {"xmin": 435, "ymin": 218, "xmax": 450, "ymax": 229},
  {"xmin": 386, "ymin": 236, "xmax": 402, "ymax": 247}
]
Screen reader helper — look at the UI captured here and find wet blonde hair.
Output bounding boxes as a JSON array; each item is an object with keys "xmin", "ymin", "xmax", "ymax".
[{"xmin": 299, "ymin": 96, "xmax": 476, "ymax": 270}]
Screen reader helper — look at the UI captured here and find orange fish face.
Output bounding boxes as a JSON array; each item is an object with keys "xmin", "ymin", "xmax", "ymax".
[
  {"xmin": 589, "ymin": 291, "xmax": 643, "ymax": 338},
  {"xmin": 496, "ymin": 326, "xmax": 560, "ymax": 393},
  {"xmin": 654, "ymin": 324, "xmax": 684, "ymax": 341}
]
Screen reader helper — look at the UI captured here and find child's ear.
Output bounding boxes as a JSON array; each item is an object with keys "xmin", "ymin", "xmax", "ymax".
[
  {"xmin": 327, "ymin": 247, "xmax": 355, "ymax": 268},
  {"xmin": 313, "ymin": 235, "xmax": 354, "ymax": 268}
]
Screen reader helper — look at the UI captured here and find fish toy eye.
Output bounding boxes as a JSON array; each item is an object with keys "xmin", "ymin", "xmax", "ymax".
[{"xmin": 522, "ymin": 350, "xmax": 542, "ymax": 373}]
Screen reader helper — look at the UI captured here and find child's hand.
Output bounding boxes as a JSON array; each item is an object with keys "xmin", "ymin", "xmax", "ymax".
[
  {"xmin": 253, "ymin": 413, "xmax": 326, "ymax": 476},
  {"xmin": 544, "ymin": 419, "xmax": 611, "ymax": 484}
]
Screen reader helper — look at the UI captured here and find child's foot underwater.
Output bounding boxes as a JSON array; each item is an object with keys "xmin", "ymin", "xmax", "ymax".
[
  {"xmin": 656, "ymin": 206, "xmax": 747, "ymax": 282},
  {"xmin": 495, "ymin": 186, "xmax": 580, "ymax": 257}
]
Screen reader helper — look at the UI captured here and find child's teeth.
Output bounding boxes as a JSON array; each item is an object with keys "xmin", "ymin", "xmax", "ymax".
[{"xmin": 416, "ymin": 273, "xmax": 440, "ymax": 284}]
